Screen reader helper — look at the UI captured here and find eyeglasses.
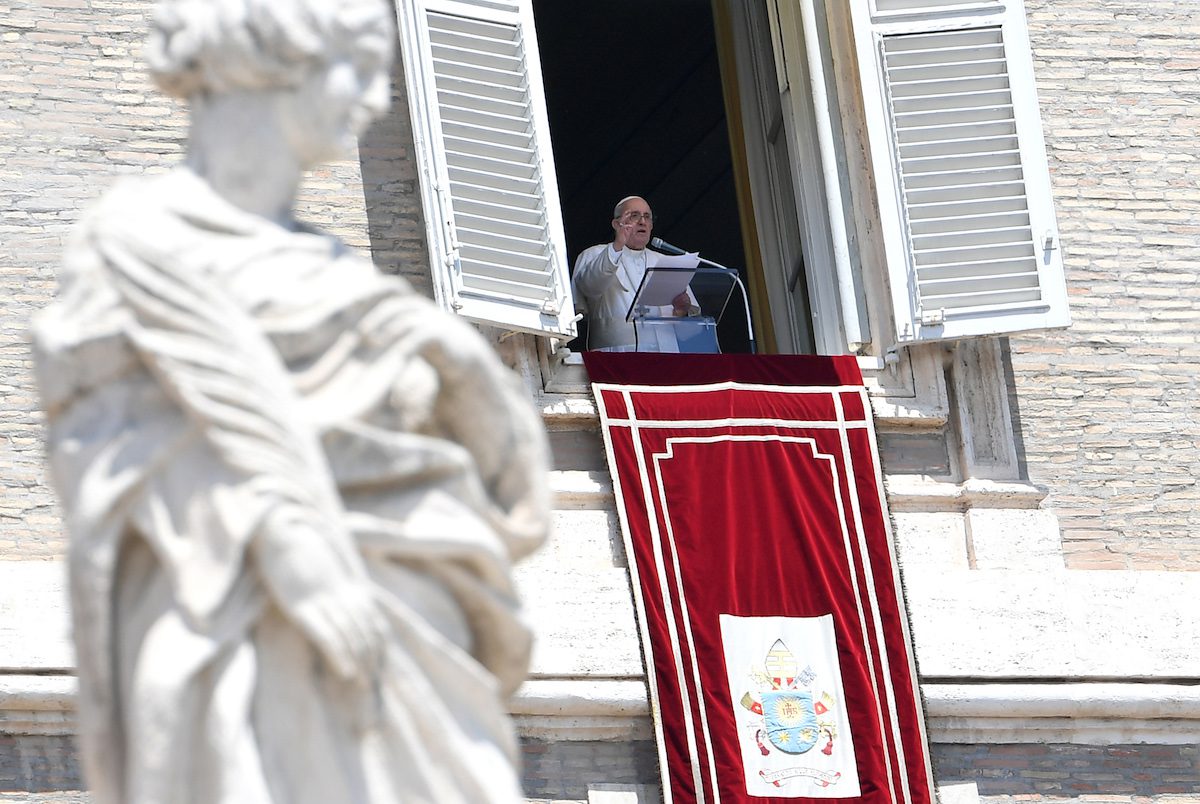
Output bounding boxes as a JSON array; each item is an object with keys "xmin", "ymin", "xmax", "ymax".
[{"xmin": 619, "ymin": 211, "xmax": 653, "ymax": 223}]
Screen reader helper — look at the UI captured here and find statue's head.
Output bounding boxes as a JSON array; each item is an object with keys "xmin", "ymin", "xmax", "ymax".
[{"xmin": 148, "ymin": 0, "xmax": 394, "ymax": 163}]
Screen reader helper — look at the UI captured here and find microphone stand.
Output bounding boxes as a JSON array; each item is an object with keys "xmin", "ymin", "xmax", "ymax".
[
  {"xmin": 650, "ymin": 243, "xmax": 757, "ymax": 355},
  {"xmin": 699, "ymin": 256, "xmax": 757, "ymax": 356}
]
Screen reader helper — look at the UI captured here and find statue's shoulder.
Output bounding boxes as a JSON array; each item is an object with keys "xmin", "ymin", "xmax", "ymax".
[
  {"xmin": 47, "ymin": 174, "xmax": 187, "ymax": 311},
  {"xmin": 31, "ymin": 179, "xmax": 166, "ymax": 413},
  {"xmin": 81, "ymin": 172, "xmax": 223, "ymax": 249},
  {"xmin": 81, "ymin": 173, "xmax": 174, "ymax": 230}
]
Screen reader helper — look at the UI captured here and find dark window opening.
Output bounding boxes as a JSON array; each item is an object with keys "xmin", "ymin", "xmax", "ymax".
[{"xmin": 533, "ymin": 0, "xmax": 753, "ymax": 353}]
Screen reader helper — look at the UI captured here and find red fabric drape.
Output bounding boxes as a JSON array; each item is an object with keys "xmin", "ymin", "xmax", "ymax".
[{"xmin": 586, "ymin": 353, "xmax": 933, "ymax": 804}]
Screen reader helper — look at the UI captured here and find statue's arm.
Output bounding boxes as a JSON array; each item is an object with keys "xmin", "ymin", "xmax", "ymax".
[
  {"xmin": 388, "ymin": 303, "xmax": 551, "ymax": 556},
  {"xmin": 97, "ymin": 233, "xmax": 385, "ymax": 682},
  {"xmin": 250, "ymin": 505, "xmax": 386, "ymax": 681}
]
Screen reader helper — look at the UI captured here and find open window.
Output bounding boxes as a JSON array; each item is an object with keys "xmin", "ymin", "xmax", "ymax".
[
  {"xmin": 530, "ymin": 0, "xmax": 756, "ymax": 355},
  {"xmin": 394, "ymin": 0, "xmax": 1069, "ymax": 362},
  {"xmin": 719, "ymin": 0, "xmax": 869, "ymax": 356},
  {"xmin": 396, "ymin": 0, "xmax": 760, "ymax": 354}
]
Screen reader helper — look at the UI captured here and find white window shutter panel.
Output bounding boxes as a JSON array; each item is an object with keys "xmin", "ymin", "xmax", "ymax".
[
  {"xmin": 394, "ymin": 0, "xmax": 576, "ymax": 338},
  {"xmin": 849, "ymin": 0, "xmax": 1069, "ymax": 344}
]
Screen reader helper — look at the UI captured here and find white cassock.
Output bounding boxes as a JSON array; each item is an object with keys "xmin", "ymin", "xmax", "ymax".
[{"xmin": 572, "ymin": 243, "xmax": 696, "ymax": 350}]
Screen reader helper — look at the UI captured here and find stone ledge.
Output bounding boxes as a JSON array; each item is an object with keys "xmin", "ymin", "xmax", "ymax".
[
  {"xmin": 541, "ymin": 392, "xmax": 599, "ymax": 422},
  {"xmin": 6, "ymin": 564, "xmax": 1198, "ymax": 747},
  {"xmin": 540, "ymin": 375, "xmax": 952, "ymax": 431},
  {"xmin": 512, "ymin": 679, "xmax": 1200, "ymax": 745},
  {"xmin": 513, "ymin": 679, "xmax": 649, "ymax": 719},
  {"xmin": 925, "ymin": 682, "xmax": 1200, "ymax": 719},
  {"xmin": 885, "ymin": 477, "xmax": 1049, "ymax": 512},
  {"xmin": 513, "ymin": 714, "xmax": 652, "ymax": 742},
  {"xmin": 0, "ymin": 675, "xmax": 76, "ymax": 712},
  {"xmin": 553, "ymin": 471, "xmax": 1052, "ymax": 515},
  {"xmin": 550, "ymin": 470, "xmax": 614, "ymax": 509},
  {"xmin": 929, "ymin": 714, "xmax": 1200, "ymax": 746},
  {"xmin": 0, "ymin": 675, "xmax": 76, "ymax": 736},
  {"xmin": 923, "ymin": 682, "xmax": 1200, "ymax": 745},
  {"xmin": 5, "ymin": 674, "xmax": 1199, "ymax": 747}
]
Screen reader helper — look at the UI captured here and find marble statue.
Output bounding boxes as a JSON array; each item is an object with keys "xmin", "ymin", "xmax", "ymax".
[{"xmin": 31, "ymin": 0, "xmax": 550, "ymax": 801}]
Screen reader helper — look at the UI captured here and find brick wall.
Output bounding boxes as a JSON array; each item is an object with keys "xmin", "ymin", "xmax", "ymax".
[
  {"xmin": 935, "ymin": 743, "xmax": 1200, "ymax": 798},
  {"xmin": 9, "ymin": 2, "xmax": 1198, "ymax": 570},
  {"xmin": 1010, "ymin": 1, "xmax": 1200, "ymax": 569},
  {"xmin": 521, "ymin": 739, "xmax": 660, "ymax": 802},
  {"xmin": 0, "ymin": 735, "xmax": 80, "ymax": 794},
  {"xmin": 6, "ymin": 735, "xmax": 1197, "ymax": 801},
  {"xmin": 0, "ymin": 0, "xmax": 426, "ymax": 560},
  {"xmin": 0, "ymin": 734, "xmax": 659, "ymax": 800}
]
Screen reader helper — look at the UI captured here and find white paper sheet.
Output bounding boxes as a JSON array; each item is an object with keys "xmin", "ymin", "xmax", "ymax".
[{"xmin": 632, "ymin": 252, "xmax": 701, "ymax": 307}]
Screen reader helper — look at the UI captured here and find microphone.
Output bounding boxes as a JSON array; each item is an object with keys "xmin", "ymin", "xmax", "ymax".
[
  {"xmin": 649, "ymin": 236, "xmax": 687, "ymax": 256},
  {"xmin": 652, "ymin": 238, "xmax": 733, "ymax": 272}
]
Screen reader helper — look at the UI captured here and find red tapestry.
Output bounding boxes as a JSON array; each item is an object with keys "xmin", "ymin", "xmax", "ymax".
[{"xmin": 584, "ymin": 353, "xmax": 933, "ymax": 804}]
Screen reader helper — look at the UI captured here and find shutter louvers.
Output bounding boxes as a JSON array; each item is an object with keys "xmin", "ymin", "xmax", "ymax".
[
  {"xmin": 396, "ymin": 0, "xmax": 576, "ymax": 337},
  {"xmin": 851, "ymin": 0, "xmax": 1069, "ymax": 343},
  {"xmin": 885, "ymin": 27, "xmax": 1043, "ymax": 316}
]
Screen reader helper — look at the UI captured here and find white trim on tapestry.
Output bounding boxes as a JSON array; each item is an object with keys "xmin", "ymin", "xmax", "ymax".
[
  {"xmin": 603, "ymin": 417, "xmax": 874, "ymax": 431},
  {"xmin": 858, "ymin": 389, "xmax": 940, "ymax": 795},
  {"xmin": 593, "ymin": 381, "xmax": 870, "ymax": 396},
  {"xmin": 649, "ymin": 428, "xmax": 895, "ymax": 803},
  {"xmin": 625, "ymin": 393, "xmax": 710, "ymax": 804},
  {"xmin": 833, "ymin": 393, "xmax": 910, "ymax": 804},
  {"xmin": 651, "ymin": 446, "xmax": 724, "ymax": 803},
  {"xmin": 593, "ymin": 389, "xmax": 676, "ymax": 804},
  {"xmin": 593, "ymin": 380, "xmax": 926, "ymax": 804},
  {"xmin": 651, "ymin": 435, "xmax": 840, "ymax": 801}
]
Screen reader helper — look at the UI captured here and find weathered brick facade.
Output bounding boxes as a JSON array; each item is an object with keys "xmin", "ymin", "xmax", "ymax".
[
  {"xmin": 0, "ymin": 0, "xmax": 427, "ymax": 559},
  {"xmin": 6, "ymin": 737, "xmax": 1197, "ymax": 801},
  {"xmin": 7, "ymin": 1, "xmax": 1199, "ymax": 567},
  {"xmin": 1012, "ymin": 0, "xmax": 1200, "ymax": 569},
  {"xmin": 936, "ymin": 744, "xmax": 1200, "ymax": 798}
]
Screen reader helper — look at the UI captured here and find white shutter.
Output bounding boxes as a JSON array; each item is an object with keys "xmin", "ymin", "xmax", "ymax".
[
  {"xmin": 394, "ymin": 0, "xmax": 576, "ymax": 337},
  {"xmin": 850, "ymin": 0, "xmax": 1069, "ymax": 344}
]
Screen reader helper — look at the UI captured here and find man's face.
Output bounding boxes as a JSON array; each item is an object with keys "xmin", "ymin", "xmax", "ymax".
[{"xmin": 613, "ymin": 198, "xmax": 653, "ymax": 250}]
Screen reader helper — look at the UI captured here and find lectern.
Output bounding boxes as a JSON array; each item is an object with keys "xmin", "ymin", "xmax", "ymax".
[{"xmin": 624, "ymin": 259, "xmax": 755, "ymax": 354}]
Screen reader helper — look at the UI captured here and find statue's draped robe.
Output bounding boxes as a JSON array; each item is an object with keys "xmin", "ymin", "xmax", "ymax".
[{"xmin": 33, "ymin": 170, "xmax": 549, "ymax": 804}]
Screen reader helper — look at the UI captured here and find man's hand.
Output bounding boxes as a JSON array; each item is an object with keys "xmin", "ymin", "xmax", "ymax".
[
  {"xmin": 613, "ymin": 221, "xmax": 636, "ymax": 252},
  {"xmin": 672, "ymin": 292, "xmax": 694, "ymax": 317}
]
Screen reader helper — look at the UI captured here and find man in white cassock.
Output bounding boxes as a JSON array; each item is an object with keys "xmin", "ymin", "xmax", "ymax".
[{"xmin": 571, "ymin": 195, "xmax": 698, "ymax": 350}]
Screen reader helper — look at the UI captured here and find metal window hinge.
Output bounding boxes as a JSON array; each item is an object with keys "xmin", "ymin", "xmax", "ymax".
[{"xmin": 550, "ymin": 339, "xmax": 572, "ymax": 366}]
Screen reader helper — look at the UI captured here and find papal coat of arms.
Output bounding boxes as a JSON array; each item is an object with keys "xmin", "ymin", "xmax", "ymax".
[
  {"xmin": 741, "ymin": 639, "xmax": 838, "ymax": 765},
  {"xmin": 720, "ymin": 615, "xmax": 861, "ymax": 798}
]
